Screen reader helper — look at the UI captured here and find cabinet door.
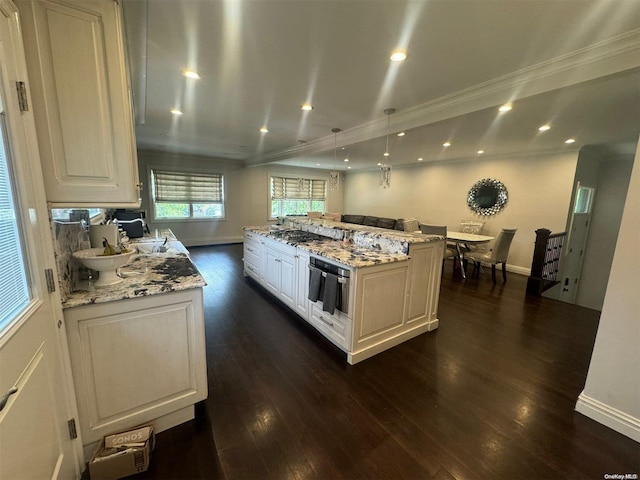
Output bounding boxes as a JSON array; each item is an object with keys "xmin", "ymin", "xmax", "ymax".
[
  {"xmin": 278, "ymin": 249, "xmax": 297, "ymax": 308},
  {"xmin": 264, "ymin": 245, "xmax": 281, "ymax": 295},
  {"xmin": 64, "ymin": 290, "xmax": 207, "ymax": 451},
  {"xmin": 17, "ymin": 0, "xmax": 140, "ymax": 207}
]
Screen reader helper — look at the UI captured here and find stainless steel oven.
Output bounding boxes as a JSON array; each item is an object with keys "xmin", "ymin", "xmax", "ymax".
[{"xmin": 309, "ymin": 256, "xmax": 350, "ymax": 314}]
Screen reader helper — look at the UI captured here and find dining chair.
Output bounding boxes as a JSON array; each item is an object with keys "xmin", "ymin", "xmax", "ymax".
[
  {"xmin": 465, "ymin": 228, "xmax": 517, "ymax": 283},
  {"xmin": 419, "ymin": 224, "xmax": 457, "ymax": 272},
  {"xmin": 458, "ymin": 220, "xmax": 485, "ymax": 252},
  {"xmin": 460, "ymin": 220, "xmax": 484, "ymax": 234}
]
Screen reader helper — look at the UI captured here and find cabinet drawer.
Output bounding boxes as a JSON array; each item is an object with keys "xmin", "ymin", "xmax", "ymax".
[
  {"xmin": 243, "ymin": 243, "xmax": 260, "ymax": 263},
  {"xmin": 309, "ymin": 304, "xmax": 351, "ymax": 350},
  {"xmin": 244, "ymin": 259, "xmax": 261, "ymax": 280}
]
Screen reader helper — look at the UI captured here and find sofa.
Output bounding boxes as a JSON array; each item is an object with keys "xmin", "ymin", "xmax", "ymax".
[{"xmin": 341, "ymin": 214, "xmax": 420, "ymax": 232}]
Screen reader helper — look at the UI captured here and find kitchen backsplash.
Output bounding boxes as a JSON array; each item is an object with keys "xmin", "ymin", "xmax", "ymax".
[{"xmin": 50, "ymin": 209, "xmax": 95, "ymax": 301}]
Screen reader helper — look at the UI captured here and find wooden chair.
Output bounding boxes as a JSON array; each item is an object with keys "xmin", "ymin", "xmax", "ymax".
[{"xmin": 465, "ymin": 228, "xmax": 517, "ymax": 283}]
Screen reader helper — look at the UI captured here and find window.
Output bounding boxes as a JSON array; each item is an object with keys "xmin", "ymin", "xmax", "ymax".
[
  {"xmin": 0, "ymin": 113, "xmax": 29, "ymax": 332},
  {"xmin": 151, "ymin": 169, "xmax": 224, "ymax": 220},
  {"xmin": 270, "ymin": 176, "xmax": 326, "ymax": 218},
  {"xmin": 574, "ymin": 186, "xmax": 595, "ymax": 214}
]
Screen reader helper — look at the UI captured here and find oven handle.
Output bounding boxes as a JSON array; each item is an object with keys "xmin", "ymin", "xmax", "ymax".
[{"xmin": 308, "ymin": 265, "xmax": 348, "ymax": 284}]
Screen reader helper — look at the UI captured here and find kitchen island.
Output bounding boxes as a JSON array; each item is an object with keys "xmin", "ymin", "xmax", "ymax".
[
  {"xmin": 61, "ymin": 231, "xmax": 208, "ymax": 460},
  {"xmin": 244, "ymin": 218, "xmax": 444, "ymax": 364}
]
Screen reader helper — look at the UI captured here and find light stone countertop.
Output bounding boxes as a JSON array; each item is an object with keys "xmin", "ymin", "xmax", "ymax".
[
  {"xmin": 62, "ymin": 230, "xmax": 206, "ymax": 309},
  {"xmin": 244, "ymin": 221, "xmax": 443, "ymax": 268}
]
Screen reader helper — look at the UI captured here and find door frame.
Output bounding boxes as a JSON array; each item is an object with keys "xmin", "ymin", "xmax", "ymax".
[{"xmin": 0, "ymin": 0, "xmax": 83, "ymax": 471}]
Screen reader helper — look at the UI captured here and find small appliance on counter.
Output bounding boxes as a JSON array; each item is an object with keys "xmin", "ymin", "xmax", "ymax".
[{"xmin": 112, "ymin": 209, "xmax": 150, "ymax": 238}]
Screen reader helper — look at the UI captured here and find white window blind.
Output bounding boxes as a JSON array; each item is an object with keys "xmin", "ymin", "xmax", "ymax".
[
  {"xmin": 153, "ymin": 169, "xmax": 223, "ymax": 203},
  {"xmin": 271, "ymin": 176, "xmax": 326, "ymax": 201},
  {"xmin": 0, "ymin": 114, "xmax": 29, "ymax": 330}
]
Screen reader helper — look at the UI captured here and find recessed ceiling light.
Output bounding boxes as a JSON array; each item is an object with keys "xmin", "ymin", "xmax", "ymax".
[
  {"xmin": 418, "ymin": 157, "xmax": 423, "ymax": 161},
  {"xmin": 316, "ymin": 163, "xmax": 321, "ymax": 166},
  {"xmin": 259, "ymin": 127, "xmax": 269, "ymax": 133},
  {"xmin": 170, "ymin": 109, "xmax": 183, "ymax": 115},
  {"xmin": 538, "ymin": 124, "xmax": 551, "ymax": 132},
  {"xmin": 182, "ymin": 69, "xmax": 201, "ymax": 79},
  {"xmin": 383, "ymin": 152, "xmax": 390, "ymax": 157},
  {"xmin": 498, "ymin": 103, "xmax": 512, "ymax": 113},
  {"xmin": 377, "ymin": 162, "xmax": 383, "ymax": 166},
  {"xmin": 390, "ymin": 50, "xmax": 407, "ymax": 62},
  {"xmin": 443, "ymin": 142, "xmax": 451, "ymax": 147},
  {"xmin": 397, "ymin": 132, "xmax": 405, "ymax": 137},
  {"xmin": 477, "ymin": 150, "xmax": 485, "ymax": 155},
  {"xmin": 347, "ymin": 166, "xmax": 351, "ymax": 169},
  {"xmin": 565, "ymin": 138, "xmax": 576, "ymax": 144},
  {"xmin": 301, "ymin": 104, "xmax": 313, "ymax": 111},
  {"xmin": 343, "ymin": 158, "xmax": 349, "ymax": 162}
]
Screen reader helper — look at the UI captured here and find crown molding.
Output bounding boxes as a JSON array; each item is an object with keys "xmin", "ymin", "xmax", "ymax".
[{"xmin": 250, "ymin": 29, "xmax": 640, "ymax": 165}]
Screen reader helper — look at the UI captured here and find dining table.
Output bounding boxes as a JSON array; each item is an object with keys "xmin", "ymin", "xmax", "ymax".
[{"xmin": 446, "ymin": 231, "xmax": 495, "ymax": 279}]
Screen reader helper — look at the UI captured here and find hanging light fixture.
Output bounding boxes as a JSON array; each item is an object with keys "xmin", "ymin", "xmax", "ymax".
[
  {"xmin": 329, "ymin": 127, "xmax": 341, "ymax": 192},
  {"xmin": 379, "ymin": 108, "xmax": 395, "ymax": 189},
  {"xmin": 297, "ymin": 140, "xmax": 306, "ymax": 191}
]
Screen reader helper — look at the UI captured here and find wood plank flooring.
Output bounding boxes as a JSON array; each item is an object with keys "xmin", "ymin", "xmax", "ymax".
[{"xmin": 130, "ymin": 243, "xmax": 639, "ymax": 480}]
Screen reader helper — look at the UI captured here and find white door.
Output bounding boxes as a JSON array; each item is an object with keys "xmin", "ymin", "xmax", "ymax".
[
  {"xmin": 0, "ymin": 1, "xmax": 80, "ymax": 478},
  {"xmin": 559, "ymin": 184, "xmax": 595, "ymax": 304}
]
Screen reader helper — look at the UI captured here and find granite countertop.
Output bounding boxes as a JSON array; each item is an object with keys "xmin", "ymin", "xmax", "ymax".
[
  {"xmin": 244, "ymin": 221, "xmax": 443, "ymax": 268},
  {"xmin": 62, "ymin": 231, "xmax": 206, "ymax": 309}
]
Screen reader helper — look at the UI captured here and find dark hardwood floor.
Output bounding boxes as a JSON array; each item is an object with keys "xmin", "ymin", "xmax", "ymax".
[{"xmin": 132, "ymin": 243, "xmax": 639, "ymax": 480}]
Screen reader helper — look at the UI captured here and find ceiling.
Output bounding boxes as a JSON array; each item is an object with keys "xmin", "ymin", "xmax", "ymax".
[{"xmin": 122, "ymin": 0, "xmax": 640, "ymax": 171}]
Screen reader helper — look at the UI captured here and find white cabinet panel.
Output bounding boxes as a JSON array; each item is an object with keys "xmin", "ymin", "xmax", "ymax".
[
  {"xmin": 263, "ymin": 238, "xmax": 298, "ymax": 311},
  {"xmin": 64, "ymin": 289, "xmax": 207, "ymax": 448},
  {"xmin": 17, "ymin": 0, "xmax": 139, "ymax": 206},
  {"xmin": 294, "ymin": 249, "xmax": 310, "ymax": 319}
]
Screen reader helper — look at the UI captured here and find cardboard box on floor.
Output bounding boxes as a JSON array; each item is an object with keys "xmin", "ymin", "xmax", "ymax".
[{"xmin": 88, "ymin": 425, "xmax": 155, "ymax": 479}]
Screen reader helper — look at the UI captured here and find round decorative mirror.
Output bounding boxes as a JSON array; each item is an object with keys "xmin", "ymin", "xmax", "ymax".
[{"xmin": 467, "ymin": 178, "xmax": 508, "ymax": 216}]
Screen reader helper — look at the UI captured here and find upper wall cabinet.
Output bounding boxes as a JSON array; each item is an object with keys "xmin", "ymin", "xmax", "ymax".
[{"xmin": 17, "ymin": 0, "xmax": 140, "ymax": 207}]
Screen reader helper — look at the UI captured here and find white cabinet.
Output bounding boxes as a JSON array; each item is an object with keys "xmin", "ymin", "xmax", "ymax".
[
  {"xmin": 63, "ymin": 289, "xmax": 207, "ymax": 458},
  {"xmin": 17, "ymin": 0, "xmax": 140, "ymax": 207},
  {"xmin": 264, "ymin": 238, "xmax": 297, "ymax": 310},
  {"xmin": 243, "ymin": 231, "xmax": 263, "ymax": 282},
  {"xmin": 244, "ymin": 230, "xmax": 444, "ymax": 364}
]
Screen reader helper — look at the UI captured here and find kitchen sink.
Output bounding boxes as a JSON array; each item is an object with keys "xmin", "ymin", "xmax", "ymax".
[{"xmin": 134, "ymin": 241, "xmax": 189, "ymax": 255}]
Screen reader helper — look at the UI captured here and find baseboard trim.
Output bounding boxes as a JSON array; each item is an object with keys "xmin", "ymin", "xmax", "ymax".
[
  {"xmin": 575, "ymin": 392, "xmax": 640, "ymax": 442},
  {"xmin": 183, "ymin": 236, "xmax": 243, "ymax": 247}
]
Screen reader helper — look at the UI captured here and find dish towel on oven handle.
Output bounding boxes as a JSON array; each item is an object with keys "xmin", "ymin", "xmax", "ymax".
[
  {"xmin": 308, "ymin": 266, "xmax": 322, "ymax": 302},
  {"xmin": 322, "ymin": 272, "xmax": 339, "ymax": 315}
]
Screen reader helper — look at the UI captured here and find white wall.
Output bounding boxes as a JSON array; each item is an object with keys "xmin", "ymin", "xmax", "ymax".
[
  {"xmin": 137, "ymin": 150, "xmax": 344, "ymax": 246},
  {"xmin": 343, "ymin": 151, "xmax": 579, "ymax": 272},
  {"xmin": 575, "ymin": 141, "xmax": 640, "ymax": 442}
]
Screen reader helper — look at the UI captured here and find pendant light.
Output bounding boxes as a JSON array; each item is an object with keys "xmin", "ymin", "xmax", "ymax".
[
  {"xmin": 329, "ymin": 127, "xmax": 341, "ymax": 192},
  {"xmin": 297, "ymin": 140, "xmax": 306, "ymax": 191},
  {"xmin": 379, "ymin": 108, "xmax": 395, "ymax": 189}
]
